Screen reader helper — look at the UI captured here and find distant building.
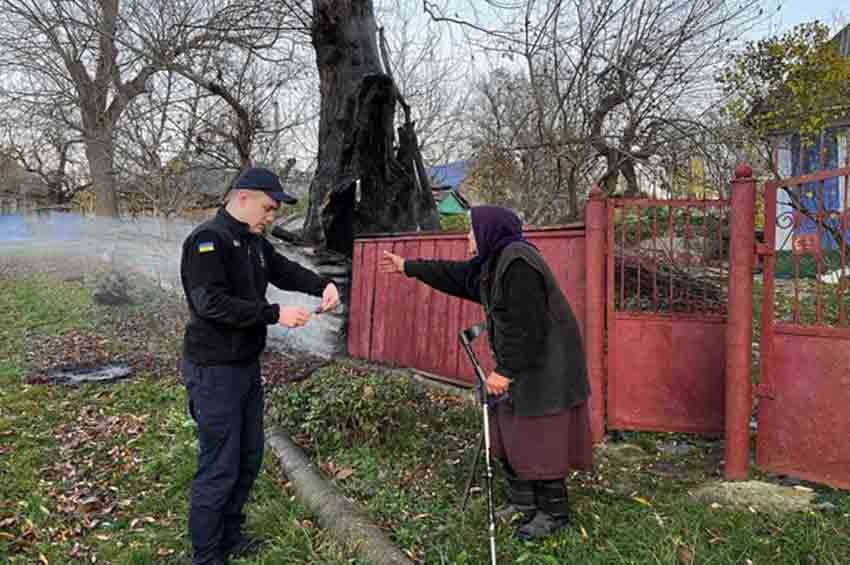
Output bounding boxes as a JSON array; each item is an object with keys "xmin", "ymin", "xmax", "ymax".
[
  {"xmin": 772, "ymin": 24, "xmax": 850, "ymax": 250},
  {"xmin": 0, "ymin": 154, "xmax": 49, "ymax": 210},
  {"xmin": 428, "ymin": 159, "xmax": 471, "ymax": 216}
]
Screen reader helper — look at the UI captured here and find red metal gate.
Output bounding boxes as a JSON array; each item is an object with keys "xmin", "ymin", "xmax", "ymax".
[
  {"xmin": 757, "ymin": 166, "xmax": 850, "ymax": 489},
  {"xmin": 606, "ymin": 196, "xmax": 731, "ymax": 433}
]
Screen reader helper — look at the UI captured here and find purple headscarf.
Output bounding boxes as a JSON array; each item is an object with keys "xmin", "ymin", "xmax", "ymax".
[{"xmin": 470, "ymin": 205, "xmax": 531, "ymax": 263}]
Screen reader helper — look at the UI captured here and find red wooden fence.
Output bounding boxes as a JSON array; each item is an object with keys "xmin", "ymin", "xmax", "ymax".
[{"xmin": 348, "ymin": 226, "xmax": 588, "ymax": 385}]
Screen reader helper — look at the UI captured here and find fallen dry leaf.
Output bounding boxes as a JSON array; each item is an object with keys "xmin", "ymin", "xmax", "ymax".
[
  {"xmin": 676, "ymin": 545, "xmax": 695, "ymax": 565},
  {"xmin": 77, "ymin": 497, "xmax": 100, "ymax": 513},
  {"xmin": 335, "ymin": 468, "xmax": 355, "ymax": 480}
]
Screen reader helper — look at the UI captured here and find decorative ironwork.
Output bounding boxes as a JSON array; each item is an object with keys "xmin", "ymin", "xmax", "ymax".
[
  {"xmin": 767, "ymin": 168, "xmax": 850, "ymax": 328},
  {"xmin": 776, "ymin": 210, "xmax": 796, "ymax": 230}
]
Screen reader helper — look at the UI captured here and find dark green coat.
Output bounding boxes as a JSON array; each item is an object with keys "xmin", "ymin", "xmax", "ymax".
[{"xmin": 404, "ymin": 242, "xmax": 589, "ymax": 416}]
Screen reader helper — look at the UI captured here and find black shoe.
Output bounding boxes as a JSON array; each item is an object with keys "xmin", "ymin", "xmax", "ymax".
[
  {"xmin": 222, "ymin": 534, "xmax": 263, "ymax": 559},
  {"xmin": 513, "ymin": 511, "xmax": 570, "ymax": 541}
]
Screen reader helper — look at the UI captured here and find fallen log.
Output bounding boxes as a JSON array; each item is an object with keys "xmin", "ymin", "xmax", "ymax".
[{"xmin": 266, "ymin": 428, "xmax": 413, "ymax": 565}]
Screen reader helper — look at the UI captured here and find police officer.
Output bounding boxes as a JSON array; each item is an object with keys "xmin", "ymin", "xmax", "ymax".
[{"xmin": 180, "ymin": 167, "xmax": 339, "ymax": 564}]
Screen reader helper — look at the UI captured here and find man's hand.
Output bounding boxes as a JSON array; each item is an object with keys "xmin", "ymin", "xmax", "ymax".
[
  {"xmin": 279, "ymin": 306, "xmax": 312, "ymax": 328},
  {"xmin": 379, "ymin": 251, "xmax": 405, "ymax": 274},
  {"xmin": 486, "ymin": 371, "xmax": 512, "ymax": 396},
  {"xmin": 319, "ymin": 283, "xmax": 340, "ymax": 313}
]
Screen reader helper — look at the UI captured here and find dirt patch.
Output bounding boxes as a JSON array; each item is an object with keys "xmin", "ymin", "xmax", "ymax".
[
  {"xmin": 261, "ymin": 349, "xmax": 330, "ymax": 389},
  {"xmin": 0, "ymin": 251, "xmax": 107, "ymax": 282}
]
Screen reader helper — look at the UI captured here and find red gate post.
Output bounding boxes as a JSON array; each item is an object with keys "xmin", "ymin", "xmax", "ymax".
[
  {"xmin": 585, "ymin": 186, "xmax": 607, "ymax": 443},
  {"xmin": 725, "ymin": 164, "xmax": 757, "ymax": 480}
]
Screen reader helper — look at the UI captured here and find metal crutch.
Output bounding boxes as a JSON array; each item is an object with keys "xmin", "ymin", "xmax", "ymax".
[{"xmin": 459, "ymin": 322, "xmax": 497, "ymax": 565}]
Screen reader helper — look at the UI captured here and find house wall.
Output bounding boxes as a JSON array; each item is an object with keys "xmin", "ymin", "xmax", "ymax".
[{"xmin": 773, "ymin": 128, "xmax": 850, "ymax": 250}]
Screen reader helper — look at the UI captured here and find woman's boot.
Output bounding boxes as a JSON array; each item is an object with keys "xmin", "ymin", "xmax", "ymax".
[
  {"xmin": 493, "ymin": 459, "xmax": 536, "ymax": 523},
  {"xmin": 514, "ymin": 479, "xmax": 569, "ymax": 540}
]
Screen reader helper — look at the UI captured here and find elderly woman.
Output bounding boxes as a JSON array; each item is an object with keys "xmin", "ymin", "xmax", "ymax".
[{"xmin": 379, "ymin": 205, "xmax": 592, "ymax": 541}]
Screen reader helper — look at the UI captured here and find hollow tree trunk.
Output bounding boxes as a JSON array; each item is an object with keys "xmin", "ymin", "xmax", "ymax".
[{"xmin": 304, "ymin": 0, "xmax": 438, "ymax": 256}]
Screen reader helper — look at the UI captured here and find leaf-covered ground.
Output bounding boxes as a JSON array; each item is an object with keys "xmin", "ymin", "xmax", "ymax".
[
  {"xmin": 0, "ymin": 253, "xmax": 359, "ymax": 564},
  {"xmin": 2, "ymin": 251, "xmax": 850, "ymax": 564}
]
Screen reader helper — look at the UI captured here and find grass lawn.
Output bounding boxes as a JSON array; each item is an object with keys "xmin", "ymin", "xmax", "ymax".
[
  {"xmin": 2, "ymin": 252, "xmax": 849, "ymax": 564},
  {"xmin": 269, "ymin": 368, "xmax": 850, "ymax": 564},
  {"xmin": 0, "ymin": 258, "xmax": 359, "ymax": 564}
]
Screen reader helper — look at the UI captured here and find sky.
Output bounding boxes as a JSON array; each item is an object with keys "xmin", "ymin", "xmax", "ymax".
[
  {"xmin": 275, "ymin": 0, "xmax": 850, "ymax": 167},
  {"xmin": 767, "ymin": 0, "xmax": 848, "ymax": 33}
]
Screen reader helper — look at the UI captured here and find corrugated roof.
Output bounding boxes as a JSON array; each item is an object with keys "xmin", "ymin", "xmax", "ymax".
[
  {"xmin": 437, "ymin": 191, "xmax": 468, "ymax": 215},
  {"xmin": 429, "ymin": 159, "xmax": 469, "ymax": 190}
]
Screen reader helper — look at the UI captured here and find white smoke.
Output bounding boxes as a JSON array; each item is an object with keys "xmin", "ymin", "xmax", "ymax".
[{"xmin": 0, "ymin": 210, "xmax": 344, "ymax": 357}]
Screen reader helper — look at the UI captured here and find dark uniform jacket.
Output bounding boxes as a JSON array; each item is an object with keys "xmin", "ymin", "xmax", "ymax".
[
  {"xmin": 405, "ymin": 242, "xmax": 589, "ymax": 417},
  {"xmin": 181, "ymin": 208, "xmax": 328, "ymax": 366}
]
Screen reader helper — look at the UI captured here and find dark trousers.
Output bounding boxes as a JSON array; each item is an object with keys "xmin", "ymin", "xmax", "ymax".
[{"xmin": 182, "ymin": 358, "xmax": 264, "ymax": 564}]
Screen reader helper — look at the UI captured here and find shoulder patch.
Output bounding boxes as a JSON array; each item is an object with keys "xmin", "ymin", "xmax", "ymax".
[{"xmin": 198, "ymin": 241, "xmax": 215, "ymax": 253}]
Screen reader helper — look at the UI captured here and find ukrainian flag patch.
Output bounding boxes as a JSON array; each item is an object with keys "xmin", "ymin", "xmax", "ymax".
[{"xmin": 198, "ymin": 241, "xmax": 215, "ymax": 253}]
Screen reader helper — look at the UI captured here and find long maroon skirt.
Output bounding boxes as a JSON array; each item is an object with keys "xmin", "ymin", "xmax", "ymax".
[{"xmin": 489, "ymin": 399, "xmax": 593, "ymax": 480}]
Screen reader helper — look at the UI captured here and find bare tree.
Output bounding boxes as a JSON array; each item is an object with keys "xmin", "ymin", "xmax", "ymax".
[
  {"xmin": 111, "ymin": 71, "xmax": 203, "ymax": 216},
  {"xmin": 0, "ymin": 111, "xmax": 90, "ymax": 205},
  {"xmin": 426, "ymin": 0, "xmax": 765, "ymax": 214},
  {"xmin": 161, "ymin": 21, "xmax": 315, "ymax": 173},
  {"xmin": 462, "ymin": 67, "xmax": 594, "ymax": 223},
  {"xmin": 377, "ymin": 0, "xmax": 472, "ymax": 165},
  {"xmin": 0, "ymin": 0, "xmax": 301, "ymax": 217}
]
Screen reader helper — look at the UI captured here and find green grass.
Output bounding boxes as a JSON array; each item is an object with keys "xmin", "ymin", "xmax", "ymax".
[
  {"xmin": 774, "ymin": 249, "xmax": 847, "ymax": 279},
  {"xmin": 269, "ymin": 369, "xmax": 850, "ymax": 564},
  {"xmin": 754, "ymin": 271, "xmax": 850, "ymax": 329},
  {"xmin": 3, "ymin": 258, "xmax": 850, "ymax": 564},
  {"xmin": 0, "ymin": 272, "xmax": 359, "ymax": 564}
]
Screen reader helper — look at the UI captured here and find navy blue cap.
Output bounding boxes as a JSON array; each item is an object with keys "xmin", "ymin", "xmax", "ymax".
[{"xmin": 232, "ymin": 167, "xmax": 298, "ymax": 204}]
